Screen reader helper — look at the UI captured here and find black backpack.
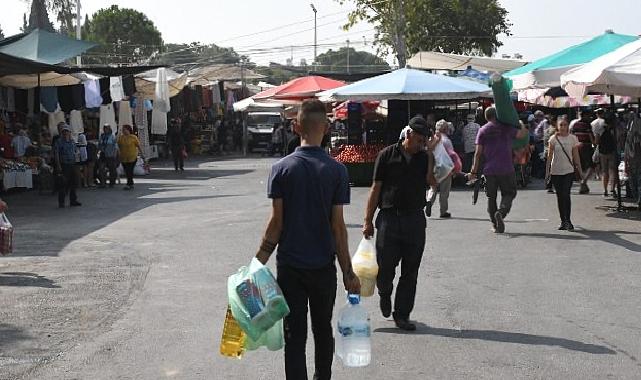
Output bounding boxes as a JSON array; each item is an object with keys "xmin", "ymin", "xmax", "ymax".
[{"xmin": 599, "ymin": 128, "xmax": 616, "ymax": 154}]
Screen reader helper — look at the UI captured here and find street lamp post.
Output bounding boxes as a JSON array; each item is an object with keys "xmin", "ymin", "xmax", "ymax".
[{"xmin": 310, "ymin": 3, "xmax": 317, "ymax": 66}]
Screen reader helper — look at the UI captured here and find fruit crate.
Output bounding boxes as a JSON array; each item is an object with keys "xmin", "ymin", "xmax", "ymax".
[{"xmin": 344, "ymin": 162, "xmax": 375, "ymax": 187}]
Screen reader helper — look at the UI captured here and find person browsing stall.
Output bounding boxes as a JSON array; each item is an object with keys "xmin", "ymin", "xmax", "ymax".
[
  {"xmin": 363, "ymin": 116, "xmax": 435, "ymax": 331},
  {"xmin": 54, "ymin": 125, "xmax": 81, "ymax": 208}
]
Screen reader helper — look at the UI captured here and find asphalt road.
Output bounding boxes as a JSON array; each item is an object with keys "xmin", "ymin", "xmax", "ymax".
[{"xmin": 1, "ymin": 157, "xmax": 640, "ymax": 380}]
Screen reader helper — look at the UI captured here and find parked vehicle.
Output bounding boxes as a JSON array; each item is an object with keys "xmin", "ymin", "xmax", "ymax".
[{"xmin": 247, "ymin": 112, "xmax": 282, "ymax": 153}]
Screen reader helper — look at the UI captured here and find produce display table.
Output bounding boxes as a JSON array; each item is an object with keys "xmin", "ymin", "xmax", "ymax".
[{"xmin": 333, "ymin": 144, "xmax": 384, "ymax": 187}]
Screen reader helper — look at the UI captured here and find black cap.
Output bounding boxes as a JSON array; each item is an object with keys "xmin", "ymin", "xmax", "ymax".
[{"xmin": 408, "ymin": 116, "xmax": 430, "ymax": 137}]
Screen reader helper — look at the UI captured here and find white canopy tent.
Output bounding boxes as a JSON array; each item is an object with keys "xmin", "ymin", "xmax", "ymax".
[
  {"xmin": 407, "ymin": 51, "xmax": 526, "ymax": 73},
  {"xmin": 135, "ymin": 68, "xmax": 189, "ymax": 100},
  {"xmin": 561, "ymin": 39, "xmax": 641, "ymax": 98},
  {"xmin": 232, "ymin": 97, "xmax": 283, "ymax": 112}
]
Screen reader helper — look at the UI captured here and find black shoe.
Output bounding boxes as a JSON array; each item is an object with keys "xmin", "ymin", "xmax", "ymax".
[
  {"xmin": 70, "ymin": 201, "xmax": 82, "ymax": 207},
  {"xmin": 566, "ymin": 222, "xmax": 575, "ymax": 231},
  {"xmin": 558, "ymin": 223, "xmax": 567, "ymax": 230},
  {"xmin": 440, "ymin": 212, "xmax": 451, "ymax": 218},
  {"xmin": 494, "ymin": 211, "xmax": 505, "ymax": 233},
  {"xmin": 579, "ymin": 183, "xmax": 590, "ymax": 194},
  {"xmin": 380, "ymin": 295, "xmax": 392, "ymax": 318},
  {"xmin": 425, "ymin": 201, "xmax": 432, "ymax": 217},
  {"xmin": 603, "ymin": 191, "xmax": 609, "ymax": 197},
  {"xmin": 394, "ymin": 318, "xmax": 416, "ymax": 331},
  {"xmin": 547, "ymin": 188, "xmax": 555, "ymax": 194}
]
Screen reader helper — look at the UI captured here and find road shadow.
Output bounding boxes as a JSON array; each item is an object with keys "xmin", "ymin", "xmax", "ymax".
[
  {"xmin": 504, "ymin": 228, "xmax": 641, "ymax": 253},
  {"xmin": 0, "ymin": 272, "xmax": 60, "ymax": 288},
  {"xmin": 374, "ymin": 323, "xmax": 615, "ymax": 355},
  {"xmin": 2, "ymin": 161, "xmax": 254, "ymax": 258},
  {"xmin": 0, "ymin": 323, "xmax": 31, "ymax": 349},
  {"xmin": 446, "ymin": 216, "xmax": 546, "ymax": 224}
]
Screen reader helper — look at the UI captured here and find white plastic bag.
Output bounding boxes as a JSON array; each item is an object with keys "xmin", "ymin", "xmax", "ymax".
[
  {"xmin": 352, "ymin": 238, "xmax": 378, "ymax": 297},
  {"xmin": 433, "ymin": 142, "xmax": 454, "ymax": 183}
]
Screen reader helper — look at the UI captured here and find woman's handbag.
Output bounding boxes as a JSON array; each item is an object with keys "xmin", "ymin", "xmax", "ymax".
[{"xmin": 555, "ymin": 136, "xmax": 583, "ymax": 181}]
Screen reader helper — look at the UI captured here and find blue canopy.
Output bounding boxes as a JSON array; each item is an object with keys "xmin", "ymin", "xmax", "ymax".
[
  {"xmin": 0, "ymin": 29, "xmax": 97, "ymax": 65},
  {"xmin": 458, "ymin": 67, "xmax": 490, "ymax": 82},
  {"xmin": 318, "ymin": 68, "xmax": 491, "ymax": 101}
]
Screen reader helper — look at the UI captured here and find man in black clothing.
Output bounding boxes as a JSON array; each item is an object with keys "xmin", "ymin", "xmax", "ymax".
[
  {"xmin": 363, "ymin": 116, "xmax": 435, "ymax": 331},
  {"xmin": 255, "ymin": 99, "xmax": 360, "ymax": 380},
  {"xmin": 167, "ymin": 119, "xmax": 185, "ymax": 171}
]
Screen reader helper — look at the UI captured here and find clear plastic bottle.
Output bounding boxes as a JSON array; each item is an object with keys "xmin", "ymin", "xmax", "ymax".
[{"xmin": 336, "ymin": 294, "xmax": 371, "ymax": 367}]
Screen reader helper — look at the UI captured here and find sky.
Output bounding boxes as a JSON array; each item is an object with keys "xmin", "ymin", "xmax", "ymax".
[{"xmin": 1, "ymin": 0, "xmax": 640, "ymax": 67}]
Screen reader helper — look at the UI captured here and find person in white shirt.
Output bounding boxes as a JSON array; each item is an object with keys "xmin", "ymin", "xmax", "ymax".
[
  {"xmin": 547, "ymin": 116, "xmax": 582, "ymax": 231},
  {"xmin": 11, "ymin": 129, "xmax": 32, "ymax": 158},
  {"xmin": 462, "ymin": 114, "xmax": 480, "ymax": 172},
  {"xmin": 426, "ymin": 119, "xmax": 454, "ymax": 218}
]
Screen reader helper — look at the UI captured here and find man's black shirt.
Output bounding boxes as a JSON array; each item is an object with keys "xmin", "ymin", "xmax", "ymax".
[{"xmin": 373, "ymin": 142, "xmax": 429, "ymax": 210}]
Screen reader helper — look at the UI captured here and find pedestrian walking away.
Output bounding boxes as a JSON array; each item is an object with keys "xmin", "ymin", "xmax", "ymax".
[
  {"xmin": 54, "ymin": 125, "xmax": 81, "ymax": 208},
  {"xmin": 253, "ymin": 99, "xmax": 360, "ymax": 380},
  {"xmin": 98, "ymin": 124, "xmax": 119, "ymax": 188},
  {"xmin": 168, "ymin": 119, "xmax": 185, "ymax": 171},
  {"xmin": 571, "ymin": 110, "xmax": 595, "ymax": 194},
  {"xmin": 470, "ymin": 107, "xmax": 529, "ymax": 233},
  {"xmin": 462, "ymin": 113, "xmax": 481, "ymax": 173},
  {"xmin": 547, "ymin": 116, "xmax": 583, "ymax": 231},
  {"xmin": 117, "ymin": 125, "xmax": 144, "ymax": 190},
  {"xmin": 363, "ymin": 116, "xmax": 435, "ymax": 331}
]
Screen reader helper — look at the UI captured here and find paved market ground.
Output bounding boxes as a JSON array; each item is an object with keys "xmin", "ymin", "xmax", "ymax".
[{"xmin": 1, "ymin": 156, "xmax": 640, "ymax": 380}]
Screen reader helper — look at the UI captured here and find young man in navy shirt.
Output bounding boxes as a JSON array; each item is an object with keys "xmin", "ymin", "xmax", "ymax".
[{"xmin": 255, "ymin": 99, "xmax": 360, "ymax": 380}]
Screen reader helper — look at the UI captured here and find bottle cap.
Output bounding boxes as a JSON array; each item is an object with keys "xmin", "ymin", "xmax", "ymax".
[{"xmin": 348, "ymin": 294, "xmax": 360, "ymax": 305}]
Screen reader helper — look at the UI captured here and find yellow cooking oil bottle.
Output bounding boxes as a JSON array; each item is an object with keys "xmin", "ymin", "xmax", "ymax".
[{"xmin": 220, "ymin": 305, "xmax": 245, "ymax": 358}]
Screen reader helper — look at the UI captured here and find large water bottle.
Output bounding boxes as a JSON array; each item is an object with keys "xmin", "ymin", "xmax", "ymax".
[{"xmin": 336, "ymin": 294, "xmax": 371, "ymax": 367}]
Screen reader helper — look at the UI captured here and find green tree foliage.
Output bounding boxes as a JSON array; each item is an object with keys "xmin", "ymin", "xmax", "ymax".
[
  {"xmin": 25, "ymin": 0, "xmax": 55, "ymax": 32},
  {"xmin": 157, "ymin": 42, "xmax": 241, "ymax": 68},
  {"xmin": 22, "ymin": 0, "xmax": 76, "ymax": 34},
  {"xmin": 315, "ymin": 47, "xmax": 390, "ymax": 72},
  {"xmin": 254, "ymin": 66, "xmax": 300, "ymax": 85},
  {"xmin": 0, "ymin": 24, "xmax": 4, "ymax": 40},
  {"xmin": 82, "ymin": 5, "xmax": 163, "ymax": 65},
  {"xmin": 339, "ymin": 0, "xmax": 511, "ymax": 65}
]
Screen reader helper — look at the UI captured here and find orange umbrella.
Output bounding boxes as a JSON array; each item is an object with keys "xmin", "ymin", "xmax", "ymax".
[{"xmin": 253, "ymin": 75, "xmax": 345, "ymax": 101}]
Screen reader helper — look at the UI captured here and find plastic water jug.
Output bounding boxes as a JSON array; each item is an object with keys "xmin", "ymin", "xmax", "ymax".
[
  {"xmin": 220, "ymin": 305, "xmax": 245, "ymax": 358},
  {"xmin": 336, "ymin": 294, "xmax": 371, "ymax": 367}
]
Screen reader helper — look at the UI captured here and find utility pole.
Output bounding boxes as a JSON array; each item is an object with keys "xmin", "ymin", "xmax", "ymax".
[
  {"xmin": 310, "ymin": 3, "xmax": 317, "ymax": 66},
  {"xmin": 394, "ymin": 0, "xmax": 407, "ymax": 68},
  {"xmin": 75, "ymin": 0, "xmax": 82, "ymax": 66},
  {"xmin": 346, "ymin": 39, "xmax": 350, "ymax": 74},
  {"xmin": 241, "ymin": 57, "xmax": 247, "ymax": 157}
]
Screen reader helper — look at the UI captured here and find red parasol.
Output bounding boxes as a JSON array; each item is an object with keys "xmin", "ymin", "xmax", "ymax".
[{"xmin": 253, "ymin": 76, "xmax": 345, "ymax": 101}]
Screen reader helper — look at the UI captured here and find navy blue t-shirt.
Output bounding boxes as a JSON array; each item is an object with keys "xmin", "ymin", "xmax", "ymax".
[{"xmin": 268, "ymin": 146, "xmax": 350, "ymax": 269}]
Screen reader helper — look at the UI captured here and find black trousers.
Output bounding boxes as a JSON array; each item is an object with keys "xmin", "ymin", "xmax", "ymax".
[
  {"xmin": 58, "ymin": 163, "xmax": 78, "ymax": 205},
  {"xmin": 171, "ymin": 146, "xmax": 184, "ymax": 170},
  {"xmin": 375, "ymin": 209, "xmax": 426, "ymax": 320},
  {"xmin": 122, "ymin": 161, "xmax": 136, "ymax": 187},
  {"xmin": 98, "ymin": 157, "xmax": 117, "ymax": 186},
  {"xmin": 485, "ymin": 174, "xmax": 517, "ymax": 224},
  {"xmin": 277, "ymin": 264, "xmax": 337, "ymax": 380},
  {"xmin": 552, "ymin": 173, "xmax": 574, "ymax": 223}
]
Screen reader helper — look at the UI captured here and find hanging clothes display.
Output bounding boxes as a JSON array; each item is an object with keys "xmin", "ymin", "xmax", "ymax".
[
  {"xmin": 110, "ymin": 76, "xmax": 125, "ymax": 102},
  {"xmin": 57, "ymin": 85, "xmax": 74, "ymax": 113},
  {"xmin": 70, "ymin": 110, "xmax": 84, "ymax": 136},
  {"xmin": 134, "ymin": 97, "xmax": 151, "ymax": 158},
  {"xmin": 6, "ymin": 87, "xmax": 15, "ymax": 112},
  {"xmin": 202, "ymin": 86, "xmax": 213, "ymax": 108},
  {"xmin": 71, "ymin": 84, "xmax": 86, "ymax": 110},
  {"xmin": 154, "ymin": 68, "xmax": 171, "ymax": 113},
  {"xmin": 122, "ymin": 75, "xmax": 136, "ymax": 97},
  {"xmin": 226, "ymin": 90, "xmax": 236, "ymax": 111},
  {"xmin": 15, "ymin": 89, "xmax": 28, "ymax": 115},
  {"xmin": 151, "ymin": 109, "xmax": 167, "ymax": 135},
  {"xmin": 40, "ymin": 87, "xmax": 59, "ymax": 112},
  {"xmin": 84, "ymin": 79, "xmax": 102, "ymax": 108},
  {"xmin": 47, "ymin": 111, "xmax": 66, "ymax": 136},
  {"xmin": 27, "ymin": 88, "xmax": 36, "ymax": 116},
  {"xmin": 211, "ymin": 83, "xmax": 222, "ymax": 104},
  {"xmin": 118, "ymin": 100, "xmax": 133, "ymax": 134},
  {"xmin": 0, "ymin": 87, "xmax": 7, "ymax": 110},
  {"xmin": 99, "ymin": 77, "xmax": 112, "ymax": 104},
  {"xmin": 99, "ymin": 104, "xmax": 117, "ymax": 130},
  {"xmin": 182, "ymin": 87, "xmax": 194, "ymax": 112}
]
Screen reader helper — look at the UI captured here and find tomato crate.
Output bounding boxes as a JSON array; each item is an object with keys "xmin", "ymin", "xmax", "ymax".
[{"xmin": 344, "ymin": 162, "xmax": 375, "ymax": 187}]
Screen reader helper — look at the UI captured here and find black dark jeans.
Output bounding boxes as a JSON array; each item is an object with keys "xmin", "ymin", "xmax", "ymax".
[
  {"xmin": 98, "ymin": 157, "xmax": 117, "ymax": 186},
  {"xmin": 171, "ymin": 146, "xmax": 184, "ymax": 170},
  {"xmin": 375, "ymin": 209, "xmax": 426, "ymax": 320},
  {"xmin": 485, "ymin": 174, "xmax": 517, "ymax": 224},
  {"xmin": 277, "ymin": 264, "xmax": 337, "ymax": 380},
  {"xmin": 552, "ymin": 173, "xmax": 574, "ymax": 223},
  {"xmin": 58, "ymin": 163, "xmax": 78, "ymax": 206},
  {"xmin": 122, "ymin": 161, "xmax": 136, "ymax": 187}
]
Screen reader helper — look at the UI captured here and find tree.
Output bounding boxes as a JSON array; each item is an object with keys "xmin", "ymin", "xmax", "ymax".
[
  {"xmin": 339, "ymin": 0, "xmax": 511, "ymax": 67},
  {"xmin": 157, "ymin": 42, "xmax": 241, "ymax": 68},
  {"xmin": 0, "ymin": 24, "xmax": 4, "ymax": 40},
  {"xmin": 22, "ymin": 0, "xmax": 76, "ymax": 34},
  {"xmin": 82, "ymin": 5, "xmax": 163, "ymax": 65},
  {"xmin": 315, "ymin": 47, "xmax": 390, "ymax": 72}
]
